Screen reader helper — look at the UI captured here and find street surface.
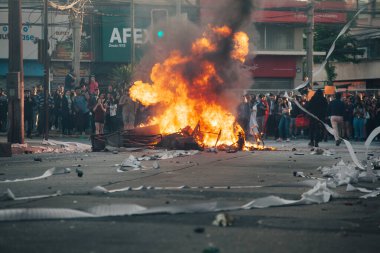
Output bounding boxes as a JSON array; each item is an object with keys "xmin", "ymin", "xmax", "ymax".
[{"xmin": 0, "ymin": 137, "xmax": 380, "ymax": 253}]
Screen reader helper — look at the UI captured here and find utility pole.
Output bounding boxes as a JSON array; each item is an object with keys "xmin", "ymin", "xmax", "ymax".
[
  {"xmin": 176, "ymin": 0, "xmax": 182, "ymax": 17},
  {"xmin": 131, "ymin": 0, "xmax": 135, "ymax": 70},
  {"xmin": 43, "ymin": 0, "xmax": 49, "ymax": 140},
  {"xmin": 306, "ymin": 0, "xmax": 315, "ymax": 86},
  {"xmin": 7, "ymin": 0, "xmax": 24, "ymax": 144},
  {"xmin": 72, "ymin": 14, "xmax": 82, "ymax": 85}
]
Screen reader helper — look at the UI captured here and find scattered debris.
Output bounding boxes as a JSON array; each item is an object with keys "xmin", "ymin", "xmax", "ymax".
[
  {"xmin": 202, "ymin": 247, "xmax": 220, "ymax": 253},
  {"xmin": 206, "ymin": 147, "xmax": 218, "ymax": 153},
  {"xmin": 317, "ymin": 160, "xmax": 378, "ymax": 187},
  {"xmin": 76, "ymin": 168, "xmax": 83, "ymax": 177},
  {"xmin": 152, "ymin": 161, "xmax": 160, "ymax": 169},
  {"xmin": 193, "ymin": 227, "xmax": 205, "ymax": 233},
  {"xmin": 212, "ymin": 213, "xmax": 233, "ymax": 227},
  {"xmin": 117, "ymin": 151, "xmax": 199, "ymax": 172}
]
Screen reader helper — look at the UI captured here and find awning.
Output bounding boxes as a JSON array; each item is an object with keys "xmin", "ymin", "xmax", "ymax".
[{"xmin": 0, "ymin": 60, "xmax": 44, "ymax": 77}]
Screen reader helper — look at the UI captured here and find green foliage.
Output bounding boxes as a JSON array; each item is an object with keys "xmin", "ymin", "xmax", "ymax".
[
  {"xmin": 314, "ymin": 23, "xmax": 364, "ymax": 83},
  {"xmin": 314, "ymin": 24, "xmax": 363, "ymax": 63},
  {"xmin": 109, "ymin": 64, "xmax": 134, "ymax": 90}
]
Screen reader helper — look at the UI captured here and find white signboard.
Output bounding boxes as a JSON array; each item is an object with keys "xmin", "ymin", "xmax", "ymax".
[
  {"xmin": 0, "ymin": 8, "xmax": 43, "ymax": 60},
  {"xmin": 0, "ymin": 7, "xmax": 71, "ymax": 60}
]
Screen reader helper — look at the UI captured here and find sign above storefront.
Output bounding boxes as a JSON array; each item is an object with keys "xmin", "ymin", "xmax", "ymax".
[{"xmin": 250, "ymin": 56, "xmax": 296, "ymax": 78}]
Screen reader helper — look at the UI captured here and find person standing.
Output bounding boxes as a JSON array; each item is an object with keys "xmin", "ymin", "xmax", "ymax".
[
  {"xmin": 343, "ymin": 96, "xmax": 354, "ymax": 140},
  {"xmin": 353, "ymin": 101, "xmax": 366, "ymax": 141},
  {"xmin": 64, "ymin": 70, "xmax": 76, "ymax": 92},
  {"xmin": 73, "ymin": 87, "xmax": 89, "ymax": 136},
  {"xmin": 24, "ymin": 90, "xmax": 35, "ymax": 138},
  {"xmin": 89, "ymin": 75, "xmax": 99, "ymax": 95},
  {"xmin": 0, "ymin": 88, "xmax": 7, "ymax": 132},
  {"xmin": 248, "ymin": 95, "xmax": 259, "ymax": 140},
  {"xmin": 119, "ymin": 88, "xmax": 137, "ymax": 130},
  {"xmin": 35, "ymin": 87, "xmax": 54, "ymax": 137},
  {"xmin": 88, "ymin": 88, "xmax": 99, "ymax": 134},
  {"xmin": 93, "ymin": 95, "xmax": 106, "ymax": 134},
  {"xmin": 105, "ymin": 93, "xmax": 118, "ymax": 133},
  {"xmin": 277, "ymin": 96, "xmax": 291, "ymax": 142},
  {"xmin": 328, "ymin": 92, "xmax": 345, "ymax": 146},
  {"xmin": 61, "ymin": 90, "xmax": 73, "ymax": 135},
  {"xmin": 256, "ymin": 94, "xmax": 268, "ymax": 135},
  {"xmin": 306, "ymin": 89, "xmax": 328, "ymax": 147},
  {"xmin": 289, "ymin": 95, "xmax": 301, "ymax": 139},
  {"xmin": 237, "ymin": 94, "xmax": 251, "ymax": 137},
  {"xmin": 265, "ymin": 93, "xmax": 276, "ymax": 138}
]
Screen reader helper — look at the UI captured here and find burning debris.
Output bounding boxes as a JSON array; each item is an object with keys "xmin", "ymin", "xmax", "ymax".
[
  {"xmin": 89, "ymin": 0, "xmax": 274, "ymax": 152},
  {"xmin": 127, "ymin": 3, "xmax": 254, "ymax": 150}
]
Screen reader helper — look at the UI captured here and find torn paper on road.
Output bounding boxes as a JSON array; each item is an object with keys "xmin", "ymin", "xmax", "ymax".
[
  {"xmin": 346, "ymin": 184, "xmax": 373, "ymax": 193},
  {"xmin": 360, "ymin": 190, "xmax": 380, "ymax": 199},
  {"xmin": 41, "ymin": 140, "xmax": 92, "ymax": 153},
  {"xmin": 318, "ymin": 160, "xmax": 360, "ymax": 186},
  {"xmin": 318, "ymin": 160, "xmax": 378, "ymax": 187},
  {"xmin": 365, "ymin": 126, "xmax": 380, "ymax": 150},
  {"xmin": 242, "ymin": 181, "xmax": 335, "ymax": 209},
  {"xmin": 117, "ymin": 150, "xmax": 199, "ymax": 172},
  {"xmin": 0, "ymin": 167, "xmax": 70, "ymax": 183},
  {"xmin": 0, "ymin": 182, "xmax": 336, "ymax": 221},
  {"xmin": 117, "ymin": 155, "xmax": 142, "ymax": 172},
  {"xmin": 0, "ymin": 168, "xmax": 55, "ymax": 183},
  {"xmin": 0, "ymin": 189, "xmax": 61, "ymax": 201},
  {"xmin": 138, "ymin": 150, "xmax": 199, "ymax": 160}
]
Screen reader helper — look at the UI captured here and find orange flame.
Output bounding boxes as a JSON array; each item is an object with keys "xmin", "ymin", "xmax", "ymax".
[{"xmin": 130, "ymin": 26, "xmax": 250, "ymax": 147}]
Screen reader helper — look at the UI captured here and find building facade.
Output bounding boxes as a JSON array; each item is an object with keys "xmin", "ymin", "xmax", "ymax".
[
  {"xmin": 0, "ymin": 0, "xmax": 199, "ymax": 90},
  {"xmin": 315, "ymin": 0, "xmax": 380, "ymax": 92}
]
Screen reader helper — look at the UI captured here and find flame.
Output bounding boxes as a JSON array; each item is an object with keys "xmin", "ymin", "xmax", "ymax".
[
  {"xmin": 130, "ymin": 26, "xmax": 250, "ymax": 147},
  {"xmin": 232, "ymin": 32, "xmax": 250, "ymax": 62}
]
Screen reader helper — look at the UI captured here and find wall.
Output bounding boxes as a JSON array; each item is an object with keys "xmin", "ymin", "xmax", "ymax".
[{"xmin": 314, "ymin": 61, "xmax": 380, "ymax": 81}]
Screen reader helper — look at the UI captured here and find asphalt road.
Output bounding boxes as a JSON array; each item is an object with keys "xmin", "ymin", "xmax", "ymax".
[{"xmin": 0, "ymin": 138, "xmax": 380, "ymax": 253}]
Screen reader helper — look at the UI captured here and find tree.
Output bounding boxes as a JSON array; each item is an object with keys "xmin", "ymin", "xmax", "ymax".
[
  {"xmin": 314, "ymin": 21, "xmax": 364, "ymax": 85},
  {"xmin": 109, "ymin": 64, "xmax": 134, "ymax": 90}
]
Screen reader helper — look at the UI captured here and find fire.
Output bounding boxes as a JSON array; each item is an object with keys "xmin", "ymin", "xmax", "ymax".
[
  {"xmin": 232, "ymin": 32, "xmax": 250, "ymax": 62},
  {"xmin": 130, "ymin": 25, "xmax": 250, "ymax": 147}
]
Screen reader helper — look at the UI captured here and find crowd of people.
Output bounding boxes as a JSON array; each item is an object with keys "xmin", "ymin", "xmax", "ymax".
[
  {"xmin": 0, "ymin": 73, "xmax": 145, "ymax": 138},
  {"xmin": 0, "ymin": 76, "xmax": 379, "ymax": 146},
  {"xmin": 237, "ymin": 90, "xmax": 380, "ymax": 147}
]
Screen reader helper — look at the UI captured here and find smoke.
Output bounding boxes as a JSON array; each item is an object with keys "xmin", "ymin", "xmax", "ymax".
[{"xmin": 134, "ymin": 0, "xmax": 255, "ymax": 113}]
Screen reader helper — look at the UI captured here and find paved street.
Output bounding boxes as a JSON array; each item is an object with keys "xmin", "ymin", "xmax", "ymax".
[{"xmin": 0, "ymin": 137, "xmax": 379, "ymax": 253}]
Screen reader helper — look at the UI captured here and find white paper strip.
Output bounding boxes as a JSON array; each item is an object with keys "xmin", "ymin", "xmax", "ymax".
[
  {"xmin": 365, "ymin": 126, "xmax": 380, "ymax": 149},
  {"xmin": 0, "ymin": 168, "xmax": 56, "ymax": 183},
  {"xmin": 0, "ymin": 189, "xmax": 61, "ymax": 201}
]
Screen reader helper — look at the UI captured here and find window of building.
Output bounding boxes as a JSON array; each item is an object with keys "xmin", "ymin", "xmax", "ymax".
[
  {"xmin": 257, "ymin": 25, "xmax": 295, "ymax": 50},
  {"xmin": 369, "ymin": 38, "xmax": 380, "ymax": 59}
]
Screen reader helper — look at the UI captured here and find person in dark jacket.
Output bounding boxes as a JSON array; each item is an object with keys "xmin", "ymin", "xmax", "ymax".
[
  {"xmin": 237, "ymin": 94, "xmax": 251, "ymax": 137},
  {"xmin": 0, "ymin": 88, "xmax": 7, "ymax": 132},
  {"xmin": 256, "ymin": 94, "xmax": 268, "ymax": 135},
  {"xmin": 24, "ymin": 90, "xmax": 35, "ymax": 138},
  {"xmin": 328, "ymin": 92, "xmax": 345, "ymax": 146},
  {"xmin": 61, "ymin": 90, "xmax": 73, "ymax": 135},
  {"xmin": 306, "ymin": 89, "xmax": 328, "ymax": 147}
]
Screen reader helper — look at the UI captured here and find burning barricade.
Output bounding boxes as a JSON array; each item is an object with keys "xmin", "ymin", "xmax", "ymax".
[{"xmin": 92, "ymin": 25, "xmax": 275, "ymax": 152}]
